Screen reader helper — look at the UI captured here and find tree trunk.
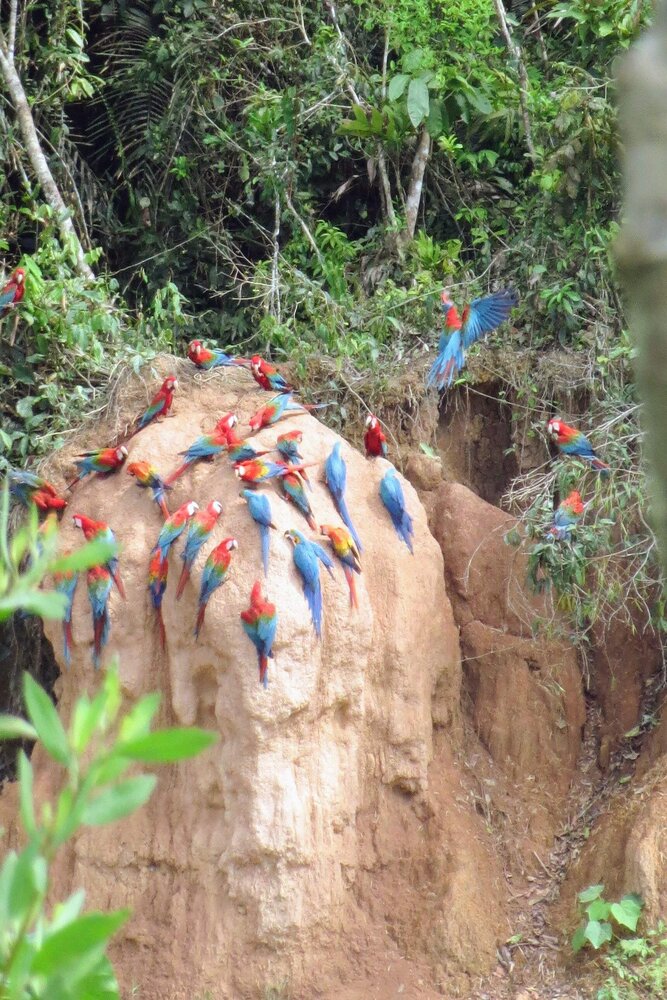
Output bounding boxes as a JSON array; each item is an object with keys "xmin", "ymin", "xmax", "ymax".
[
  {"xmin": 616, "ymin": 7, "xmax": 667, "ymax": 571},
  {"xmin": 0, "ymin": 42, "xmax": 94, "ymax": 279},
  {"xmin": 493, "ymin": 0, "xmax": 536, "ymax": 163},
  {"xmin": 399, "ymin": 126, "xmax": 431, "ymax": 247}
]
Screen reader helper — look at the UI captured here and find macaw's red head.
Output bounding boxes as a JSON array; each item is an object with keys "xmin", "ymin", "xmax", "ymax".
[
  {"xmin": 278, "ymin": 430, "xmax": 302, "ymax": 444},
  {"xmin": 187, "ymin": 340, "xmax": 203, "ymax": 362},
  {"xmin": 440, "ymin": 288, "xmax": 453, "ymax": 310},
  {"xmin": 13, "ymin": 268, "xmax": 25, "ymax": 286},
  {"xmin": 207, "ymin": 499, "xmax": 223, "ymax": 517},
  {"xmin": 221, "ymin": 537, "xmax": 238, "ymax": 554},
  {"xmin": 547, "ymin": 418, "xmax": 562, "ymax": 441},
  {"xmin": 163, "ymin": 375, "xmax": 178, "ymax": 393},
  {"xmin": 564, "ymin": 490, "xmax": 585, "ymax": 514},
  {"xmin": 250, "ymin": 355, "xmax": 262, "ymax": 371},
  {"xmin": 215, "ymin": 412, "xmax": 237, "ymax": 432},
  {"xmin": 248, "ymin": 410, "xmax": 266, "ymax": 432},
  {"xmin": 184, "ymin": 500, "xmax": 199, "ymax": 518},
  {"xmin": 320, "ymin": 524, "xmax": 335, "ymax": 540},
  {"xmin": 72, "ymin": 513, "xmax": 96, "ymax": 533},
  {"xmin": 127, "ymin": 461, "xmax": 148, "ymax": 478},
  {"xmin": 365, "ymin": 414, "xmax": 379, "ymax": 431}
]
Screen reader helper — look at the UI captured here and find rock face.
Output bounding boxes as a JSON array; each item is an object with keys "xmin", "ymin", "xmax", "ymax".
[{"xmin": 1, "ymin": 364, "xmax": 501, "ymax": 999}]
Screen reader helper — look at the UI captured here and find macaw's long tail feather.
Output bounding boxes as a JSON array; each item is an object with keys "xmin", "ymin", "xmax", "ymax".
[
  {"xmin": 66, "ymin": 475, "xmax": 82, "ymax": 491},
  {"xmin": 259, "ymin": 654, "xmax": 269, "ymax": 689},
  {"xmin": 165, "ymin": 462, "xmax": 192, "ymax": 486},
  {"xmin": 590, "ymin": 457, "xmax": 611, "ymax": 475},
  {"xmin": 62, "ymin": 620, "xmax": 73, "ymax": 668},
  {"xmin": 344, "ymin": 567, "xmax": 358, "ymax": 610},
  {"xmin": 399, "ymin": 514, "xmax": 414, "ymax": 555},
  {"xmin": 426, "ymin": 329, "xmax": 465, "ymax": 390},
  {"xmin": 92, "ymin": 610, "xmax": 108, "ymax": 670},
  {"xmin": 155, "ymin": 492, "xmax": 170, "ymax": 519},
  {"xmin": 175, "ymin": 563, "xmax": 190, "ymax": 600},
  {"xmin": 336, "ymin": 495, "xmax": 363, "ymax": 553},
  {"xmin": 306, "ymin": 512, "xmax": 317, "ymax": 532},
  {"xmin": 260, "ymin": 524, "xmax": 270, "ymax": 578},
  {"xmin": 110, "ymin": 568, "xmax": 126, "ymax": 600},
  {"xmin": 155, "ymin": 607, "xmax": 166, "ymax": 650},
  {"xmin": 194, "ymin": 602, "xmax": 207, "ymax": 639},
  {"xmin": 304, "ymin": 581, "xmax": 322, "ymax": 638}
]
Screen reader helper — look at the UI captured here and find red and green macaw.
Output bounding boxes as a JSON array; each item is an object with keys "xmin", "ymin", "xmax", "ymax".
[
  {"xmin": 148, "ymin": 548, "xmax": 169, "ymax": 650},
  {"xmin": 249, "ymin": 356, "xmax": 293, "ymax": 393},
  {"xmin": 324, "ymin": 442, "xmax": 362, "ymax": 551},
  {"xmin": 8, "ymin": 469, "xmax": 68, "ymax": 516},
  {"xmin": 67, "ymin": 445, "xmax": 128, "ymax": 489},
  {"xmin": 166, "ymin": 413, "xmax": 238, "ymax": 484},
  {"xmin": 127, "ymin": 375, "xmax": 178, "ymax": 438},
  {"xmin": 379, "ymin": 468, "xmax": 414, "ymax": 554},
  {"xmin": 284, "ymin": 528, "xmax": 334, "ymax": 638},
  {"xmin": 248, "ymin": 393, "xmax": 324, "ymax": 432},
  {"xmin": 0, "ymin": 267, "xmax": 26, "ymax": 319},
  {"xmin": 225, "ymin": 426, "xmax": 270, "ymax": 465},
  {"xmin": 240, "ymin": 489, "xmax": 276, "ymax": 578},
  {"xmin": 153, "ymin": 500, "xmax": 199, "ymax": 560},
  {"xmin": 233, "ymin": 457, "xmax": 313, "ymax": 486},
  {"xmin": 547, "ymin": 418, "xmax": 610, "ymax": 474},
  {"xmin": 364, "ymin": 415, "xmax": 388, "ymax": 459},
  {"xmin": 549, "ymin": 490, "xmax": 586, "ymax": 541},
  {"xmin": 126, "ymin": 461, "xmax": 171, "ymax": 519},
  {"xmin": 240, "ymin": 580, "xmax": 278, "ymax": 688},
  {"xmin": 72, "ymin": 513, "xmax": 126, "ymax": 598},
  {"xmin": 320, "ymin": 523, "xmax": 361, "ymax": 609},
  {"xmin": 54, "ymin": 559, "xmax": 78, "ymax": 667},
  {"xmin": 276, "ymin": 430, "xmax": 311, "ymax": 489},
  {"xmin": 280, "ymin": 471, "xmax": 317, "ymax": 531},
  {"xmin": 195, "ymin": 537, "xmax": 238, "ymax": 639},
  {"xmin": 86, "ymin": 564, "xmax": 112, "ymax": 669},
  {"xmin": 427, "ymin": 287, "xmax": 518, "ymax": 390},
  {"xmin": 187, "ymin": 340, "xmax": 247, "ymax": 370},
  {"xmin": 176, "ymin": 499, "xmax": 223, "ymax": 599}
]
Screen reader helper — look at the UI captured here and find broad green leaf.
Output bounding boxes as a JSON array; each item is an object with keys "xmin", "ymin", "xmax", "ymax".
[
  {"xmin": 118, "ymin": 727, "xmax": 218, "ymax": 763},
  {"xmin": 610, "ymin": 896, "xmax": 643, "ymax": 931},
  {"xmin": 31, "ymin": 909, "xmax": 130, "ymax": 976},
  {"xmin": 18, "ymin": 750, "xmax": 36, "ymax": 835},
  {"xmin": 118, "ymin": 693, "xmax": 161, "ymax": 743},
  {"xmin": 8, "ymin": 845, "xmax": 43, "ymax": 919},
  {"xmin": 0, "ymin": 588, "xmax": 68, "ymax": 620},
  {"xmin": 50, "ymin": 889, "xmax": 86, "ymax": 932},
  {"xmin": 407, "ymin": 78, "xmax": 429, "ymax": 128},
  {"xmin": 0, "ymin": 714, "xmax": 38, "ymax": 742},
  {"xmin": 75, "ymin": 954, "xmax": 121, "ymax": 1000},
  {"xmin": 571, "ymin": 924, "xmax": 586, "ymax": 953},
  {"xmin": 49, "ymin": 540, "xmax": 117, "ymax": 575},
  {"xmin": 402, "ymin": 48, "xmax": 425, "ymax": 73},
  {"xmin": 23, "ymin": 673, "xmax": 70, "ymax": 765},
  {"xmin": 426, "ymin": 98, "xmax": 447, "ymax": 138},
  {"xmin": 586, "ymin": 899, "xmax": 611, "ymax": 921},
  {"xmin": 387, "ymin": 74, "xmax": 409, "ymax": 102},
  {"xmin": 578, "ymin": 883, "xmax": 604, "ymax": 903},
  {"xmin": 584, "ymin": 919, "xmax": 612, "ymax": 949},
  {"xmin": 81, "ymin": 775, "xmax": 156, "ymax": 826}
]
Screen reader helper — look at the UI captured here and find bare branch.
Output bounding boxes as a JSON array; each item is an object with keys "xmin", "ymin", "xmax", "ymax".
[
  {"xmin": 8, "ymin": 0, "xmax": 18, "ymax": 63},
  {"xmin": 493, "ymin": 0, "xmax": 536, "ymax": 162},
  {"xmin": 400, "ymin": 126, "xmax": 431, "ymax": 245},
  {"xmin": 284, "ymin": 189, "xmax": 325, "ymax": 270}
]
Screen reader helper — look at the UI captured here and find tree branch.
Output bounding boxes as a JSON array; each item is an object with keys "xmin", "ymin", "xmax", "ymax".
[
  {"xmin": 400, "ymin": 126, "xmax": 431, "ymax": 246},
  {"xmin": 7, "ymin": 0, "xmax": 18, "ymax": 63},
  {"xmin": 493, "ymin": 0, "xmax": 536, "ymax": 163}
]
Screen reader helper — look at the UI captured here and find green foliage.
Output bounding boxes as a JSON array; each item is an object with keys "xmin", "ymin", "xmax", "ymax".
[
  {"xmin": 0, "ymin": 663, "xmax": 217, "ymax": 999},
  {"xmin": 572, "ymin": 885, "xmax": 644, "ymax": 954},
  {"xmin": 596, "ymin": 922, "xmax": 667, "ymax": 999},
  {"xmin": 0, "ymin": 481, "xmax": 116, "ymax": 622}
]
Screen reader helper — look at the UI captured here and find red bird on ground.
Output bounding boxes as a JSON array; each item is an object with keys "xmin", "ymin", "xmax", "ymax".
[
  {"xmin": 364, "ymin": 415, "xmax": 388, "ymax": 458},
  {"xmin": 67, "ymin": 446, "xmax": 128, "ymax": 489},
  {"xmin": 248, "ymin": 356, "xmax": 293, "ymax": 393},
  {"xmin": 0, "ymin": 267, "xmax": 26, "ymax": 319},
  {"xmin": 125, "ymin": 375, "xmax": 178, "ymax": 439}
]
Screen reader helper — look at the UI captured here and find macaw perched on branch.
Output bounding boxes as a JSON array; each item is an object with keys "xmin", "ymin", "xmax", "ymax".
[
  {"xmin": 153, "ymin": 500, "xmax": 199, "ymax": 560},
  {"xmin": 248, "ymin": 393, "xmax": 328, "ymax": 432},
  {"xmin": 324, "ymin": 442, "xmax": 362, "ymax": 552},
  {"xmin": 240, "ymin": 581, "xmax": 278, "ymax": 688},
  {"xmin": 67, "ymin": 446, "xmax": 128, "ymax": 490},
  {"xmin": 276, "ymin": 430, "xmax": 311, "ymax": 489},
  {"xmin": 320, "ymin": 523, "xmax": 361, "ymax": 609},
  {"xmin": 240, "ymin": 489, "xmax": 276, "ymax": 577},
  {"xmin": 249, "ymin": 356, "xmax": 293, "ymax": 393},
  {"xmin": 195, "ymin": 537, "xmax": 238, "ymax": 639},
  {"xmin": 379, "ymin": 468, "xmax": 414, "ymax": 554},
  {"xmin": 364, "ymin": 415, "xmax": 388, "ymax": 459},
  {"xmin": 548, "ymin": 490, "xmax": 586, "ymax": 541},
  {"xmin": 547, "ymin": 418, "xmax": 610, "ymax": 474},
  {"xmin": 187, "ymin": 340, "xmax": 247, "ymax": 370},
  {"xmin": 165, "ymin": 413, "xmax": 238, "ymax": 484},
  {"xmin": 0, "ymin": 268, "xmax": 25, "ymax": 319},
  {"xmin": 426, "ymin": 287, "xmax": 518, "ymax": 390},
  {"xmin": 72, "ymin": 513, "xmax": 126, "ymax": 599},
  {"xmin": 86, "ymin": 564, "xmax": 112, "ymax": 669},
  {"xmin": 148, "ymin": 548, "xmax": 169, "ymax": 649},
  {"xmin": 176, "ymin": 499, "xmax": 223, "ymax": 599},
  {"xmin": 8, "ymin": 469, "xmax": 68, "ymax": 515},
  {"xmin": 53, "ymin": 560, "xmax": 78, "ymax": 667},
  {"xmin": 280, "ymin": 471, "xmax": 318, "ymax": 531},
  {"xmin": 284, "ymin": 529, "xmax": 334, "ymax": 639},
  {"xmin": 125, "ymin": 375, "xmax": 178, "ymax": 439},
  {"xmin": 126, "ymin": 461, "xmax": 171, "ymax": 519}
]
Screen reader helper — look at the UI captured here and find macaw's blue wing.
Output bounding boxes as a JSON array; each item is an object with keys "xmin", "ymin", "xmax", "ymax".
[
  {"xmin": 313, "ymin": 542, "xmax": 335, "ymax": 577},
  {"xmin": 461, "ymin": 289, "xmax": 517, "ymax": 350},
  {"xmin": 426, "ymin": 330, "xmax": 465, "ymax": 390},
  {"xmin": 257, "ymin": 613, "xmax": 277, "ymax": 654},
  {"xmin": 0, "ymin": 287, "xmax": 16, "ymax": 314}
]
